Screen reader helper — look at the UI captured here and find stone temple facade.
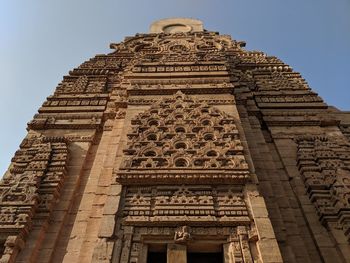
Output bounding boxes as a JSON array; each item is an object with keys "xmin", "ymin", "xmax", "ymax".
[{"xmin": 0, "ymin": 18, "xmax": 349, "ymax": 263}]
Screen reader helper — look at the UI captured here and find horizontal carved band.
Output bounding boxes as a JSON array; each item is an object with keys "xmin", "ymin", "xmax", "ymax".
[
  {"xmin": 121, "ymin": 185, "xmax": 250, "ymax": 226},
  {"xmin": 116, "ymin": 171, "xmax": 250, "ymax": 185}
]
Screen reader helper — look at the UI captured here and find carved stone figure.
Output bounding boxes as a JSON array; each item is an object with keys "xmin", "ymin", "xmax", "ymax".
[{"xmin": 174, "ymin": 226, "xmax": 191, "ymax": 243}]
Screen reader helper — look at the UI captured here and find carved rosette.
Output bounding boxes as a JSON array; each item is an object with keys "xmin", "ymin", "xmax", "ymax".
[
  {"xmin": 115, "ymin": 91, "xmax": 250, "ymax": 185},
  {"xmin": 296, "ymin": 135, "xmax": 350, "ymax": 242}
]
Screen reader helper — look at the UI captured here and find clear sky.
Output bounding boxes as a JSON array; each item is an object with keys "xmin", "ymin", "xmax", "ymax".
[{"xmin": 1, "ymin": 0, "xmax": 349, "ymax": 176}]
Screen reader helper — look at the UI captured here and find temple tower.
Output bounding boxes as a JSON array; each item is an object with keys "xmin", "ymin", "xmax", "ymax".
[{"xmin": 0, "ymin": 18, "xmax": 350, "ymax": 263}]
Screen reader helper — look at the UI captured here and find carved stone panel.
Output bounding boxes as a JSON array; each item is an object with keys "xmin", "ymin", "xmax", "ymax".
[
  {"xmin": 0, "ymin": 136, "xmax": 69, "ymax": 263},
  {"xmin": 112, "ymin": 226, "xmax": 257, "ymax": 263},
  {"xmin": 296, "ymin": 135, "xmax": 350, "ymax": 242},
  {"xmin": 116, "ymin": 91, "xmax": 250, "ymax": 185},
  {"xmin": 122, "ymin": 185, "xmax": 249, "ymax": 226}
]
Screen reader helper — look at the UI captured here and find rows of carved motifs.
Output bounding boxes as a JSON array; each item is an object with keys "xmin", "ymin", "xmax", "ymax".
[
  {"xmin": 231, "ymin": 34, "xmax": 340, "ymax": 260},
  {"xmin": 111, "ymin": 32, "xmax": 282, "ymax": 263},
  {"xmin": 77, "ymin": 31, "xmax": 349, "ymax": 262},
  {"xmin": 237, "ymin": 49, "xmax": 347, "ymax": 260},
  {"xmin": 114, "ymin": 31, "xmax": 326, "ymax": 112},
  {"xmin": 27, "ymin": 31, "xmax": 329, "ymax": 152},
  {"xmin": 116, "ymin": 92, "xmax": 252, "ymax": 232},
  {"xmin": 26, "ymin": 30, "xmax": 328, "ymax": 262},
  {"xmin": 0, "ymin": 44, "xmax": 131, "ymax": 263},
  {"xmin": 296, "ymin": 136, "xmax": 350, "ymax": 242},
  {"xmin": 229, "ymin": 31, "xmax": 350, "ymax": 263},
  {"xmin": 110, "ymin": 29, "xmax": 340, "ymax": 240},
  {"xmin": 111, "ymin": 31, "xmax": 308, "ymax": 263},
  {"xmin": 0, "ymin": 136, "xmax": 68, "ymax": 263},
  {"xmin": 27, "ymin": 53, "xmax": 129, "ymax": 131},
  {"xmin": 75, "ymin": 32, "xmax": 247, "ymax": 263},
  {"xmin": 237, "ymin": 46, "xmax": 350, "ymax": 245},
  {"xmin": 117, "ymin": 92, "xmax": 250, "ymax": 185},
  {"xmin": 120, "ymin": 226, "xmax": 257, "ymax": 263},
  {"xmin": 0, "ymin": 29, "xmax": 337, "ymax": 262}
]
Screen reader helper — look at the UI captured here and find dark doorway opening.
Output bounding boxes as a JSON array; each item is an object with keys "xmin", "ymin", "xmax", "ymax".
[
  {"xmin": 0, "ymin": 241, "xmax": 5, "ymax": 256},
  {"xmin": 147, "ymin": 251, "xmax": 166, "ymax": 263},
  {"xmin": 147, "ymin": 243, "xmax": 167, "ymax": 263},
  {"xmin": 187, "ymin": 252, "xmax": 223, "ymax": 263}
]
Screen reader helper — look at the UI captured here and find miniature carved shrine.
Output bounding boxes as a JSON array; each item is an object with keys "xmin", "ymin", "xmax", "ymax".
[{"xmin": 1, "ymin": 18, "xmax": 349, "ymax": 263}]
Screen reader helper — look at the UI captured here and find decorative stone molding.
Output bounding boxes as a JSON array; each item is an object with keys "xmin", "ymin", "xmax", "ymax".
[
  {"xmin": 116, "ymin": 91, "xmax": 250, "ymax": 185},
  {"xmin": 111, "ymin": 225, "xmax": 258, "ymax": 263},
  {"xmin": 0, "ymin": 136, "xmax": 69, "ymax": 262},
  {"xmin": 296, "ymin": 135, "xmax": 350, "ymax": 242},
  {"xmin": 121, "ymin": 185, "xmax": 249, "ymax": 226},
  {"xmin": 128, "ymin": 97, "xmax": 236, "ymax": 106}
]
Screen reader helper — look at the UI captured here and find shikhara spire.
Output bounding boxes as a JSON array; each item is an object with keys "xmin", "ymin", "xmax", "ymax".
[{"xmin": 0, "ymin": 18, "xmax": 349, "ymax": 263}]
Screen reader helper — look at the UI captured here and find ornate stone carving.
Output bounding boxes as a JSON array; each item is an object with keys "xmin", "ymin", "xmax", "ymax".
[
  {"xmin": 121, "ymin": 185, "xmax": 249, "ymax": 226},
  {"xmin": 55, "ymin": 76, "xmax": 107, "ymax": 94},
  {"xmin": 112, "ymin": 225, "xmax": 257, "ymax": 263},
  {"xmin": 296, "ymin": 135, "xmax": 350, "ymax": 241},
  {"xmin": 4, "ymin": 19, "xmax": 346, "ymax": 262},
  {"xmin": 174, "ymin": 226, "xmax": 192, "ymax": 243},
  {"xmin": 116, "ymin": 91, "xmax": 250, "ymax": 184},
  {"xmin": 0, "ymin": 136, "xmax": 69, "ymax": 261},
  {"xmin": 110, "ymin": 32, "xmax": 242, "ymax": 57},
  {"xmin": 128, "ymin": 97, "xmax": 236, "ymax": 106}
]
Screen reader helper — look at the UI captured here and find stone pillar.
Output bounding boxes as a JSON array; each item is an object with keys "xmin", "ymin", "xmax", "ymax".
[
  {"xmin": 245, "ymin": 184, "xmax": 283, "ymax": 263},
  {"xmin": 223, "ymin": 243, "xmax": 232, "ymax": 263},
  {"xmin": 167, "ymin": 244, "xmax": 186, "ymax": 263},
  {"xmin": 138, "ymin": 244, "xmax": 148, "ymax": 263},
  {"xmin": 223, "ymin": 240, "xmax": 244, "ymax": 263}
]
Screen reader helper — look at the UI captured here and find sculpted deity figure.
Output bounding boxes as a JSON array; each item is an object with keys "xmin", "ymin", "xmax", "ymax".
[{"xmin": 174, "ymin": 226, "xmax": 191, "ymax": 243}]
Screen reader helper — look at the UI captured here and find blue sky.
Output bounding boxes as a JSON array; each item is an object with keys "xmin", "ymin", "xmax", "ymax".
[{"xmin": 1, "ymin": 0, "xmax": 349, "ymax": 175}]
